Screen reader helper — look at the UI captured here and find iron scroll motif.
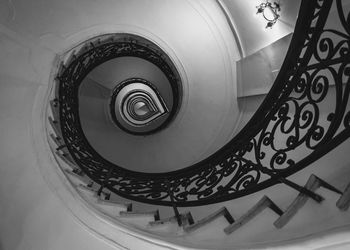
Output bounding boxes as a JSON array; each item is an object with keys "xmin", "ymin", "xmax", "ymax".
[{"xmin": 56, "ymin": 0, "xmax": 350, "ymax": 207}]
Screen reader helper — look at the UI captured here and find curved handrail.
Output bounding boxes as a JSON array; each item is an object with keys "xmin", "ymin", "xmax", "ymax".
[{"xmin": 53, "ymin": 0, "xmax": 350, "ymax": 206}]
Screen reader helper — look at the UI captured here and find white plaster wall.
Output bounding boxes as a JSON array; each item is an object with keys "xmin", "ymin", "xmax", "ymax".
[
  {"xmin": 0, "ymin": 0, "xmax": 239, "ymax": 249},
  {"xmin": 0, "ymin": 37, "xmax": 124, "ymax": 250},
  {"xmin": 237, "ymin": 33, "xmax": 292, "ymax": 97},
  {"xmin": 235, "ymin": 0, "xmax": 350, "ymax": 99},
  {"xmin": 75, "ymin": 5, "xmax": 240, "ymax": 173},
  {"xmin": 1, "ymin": 0, "xmax": 350, "ymax": 249},
  {"xmin": 222, "ymin": 0, "xmax": 301, "ymax": 56}
]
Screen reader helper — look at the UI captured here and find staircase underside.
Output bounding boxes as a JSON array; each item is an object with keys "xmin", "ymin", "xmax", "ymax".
[{"xmin": 1, "ymin": 0, "xmax": 350, "ymax": 249}]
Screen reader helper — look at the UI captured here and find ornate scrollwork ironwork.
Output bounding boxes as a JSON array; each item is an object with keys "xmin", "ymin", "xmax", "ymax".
[{"xmin": 54, "ymin": 0, "xmax": 350, "ymax": 207}]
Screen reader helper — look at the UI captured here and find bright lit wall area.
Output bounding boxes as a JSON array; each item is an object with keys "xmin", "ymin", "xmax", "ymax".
[
  {"xmin": 0, "ymin": 0, "xmax": 241, "ymax": 249},
  {"xmin": 221, "ymin": 0, "xmax": 301, "ymax": 56},
  {"xmin": 1, "ymin": 0, "xmax": 350, "ymax": 249}
]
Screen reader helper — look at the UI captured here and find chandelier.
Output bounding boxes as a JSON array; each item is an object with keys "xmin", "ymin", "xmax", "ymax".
[{"xmin": 256, "ymin": 1, "xmax": 281, "ymax": 28}]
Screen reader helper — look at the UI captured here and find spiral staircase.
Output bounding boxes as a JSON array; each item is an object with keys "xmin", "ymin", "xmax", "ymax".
[{"xmin": 1, "ymin": 0, "xmax": 350, "ymax": 249}]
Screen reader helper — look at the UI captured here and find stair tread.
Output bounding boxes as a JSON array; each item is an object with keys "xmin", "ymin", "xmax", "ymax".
[
  {"xmin": 184, "ymin": 207, "xmax": 234, "ymax": 233},
  {"xmin": 337, "ymin": 182, "xmax": 350, "ymax": 211},
  {"xmin": 48, "ymin": 116, "xmax": 62, "ymax": 137},
  {"xmin": 64, "ymin": 169, "xmax": 91, "ymax": 185},
  {"xmin": 96, "ymin": 197, "xmax": 132, "ymax": 211},
  {"xmin": 274, "ymin": 174, "xmax": 339, "ymax": 228},
  {"xmin": 49, "ymin": 133, "xmax": 62, "ymax": 147},
  {"xmin": 120, "ymin": 210, "xmax": 158, "ymax": 216},
  {"xmin": 224, "ymin": 195, "xmax": 282, "ymax": 234},
  {"xmin": 149, "ymin": 212, "xmax": 193, "ymax": 226},
  {"xmin": 49, "ymin": 99, "xmax": 59, "ymax": 120},
  {"xmin": 56, "ymin": 151, "xmax": 77, "ymax": 169},
  {"xmin": 120, "ymin": 210, "xmax": 160, "ymax": 221},
  {"xmin": 56, "ymin": 61, "xmax": 65, "ymax": 78},
  {"xmin": 63, "ymin": 50, "xmax": 76, "ymax": 67},
  {"xmin": 76, "ymin": 183, "xmax": 95, "ymax": 193}
]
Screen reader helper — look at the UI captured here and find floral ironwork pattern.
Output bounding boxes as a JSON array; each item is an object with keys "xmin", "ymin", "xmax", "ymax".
[{"xmin": 54, "ymin": 0, "xmax": 350, "ymax": 207}]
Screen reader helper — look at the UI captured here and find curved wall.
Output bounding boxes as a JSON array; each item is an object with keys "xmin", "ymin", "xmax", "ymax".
[
  {"xmin": 76, "ymin": 23, "xmax": 240, "ymax": 173},
  {"xmin": 1, "ymin": 0, "xmax": 350, "ymax": 249},
  {"xmin": 0, "ymin": 0, "xmax": 240, "ymax": 249}
]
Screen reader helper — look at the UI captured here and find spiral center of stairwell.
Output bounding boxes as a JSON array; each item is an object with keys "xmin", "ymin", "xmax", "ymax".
[
  {"xmin": 110, "ymin": 78, "xmax": 170, "ymax": 134},
  {"xmin": 134, "ymin": 102, "xmax": 149, "ymax": 116}
]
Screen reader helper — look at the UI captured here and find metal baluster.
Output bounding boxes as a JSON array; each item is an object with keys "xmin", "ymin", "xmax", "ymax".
[
  {"xmin": 97, "ymin": 167, "xmax": 113, "ymax": 200},
  {"xmin": 166, "ymin": 180, "xmax": 182, "ymax": 226}
]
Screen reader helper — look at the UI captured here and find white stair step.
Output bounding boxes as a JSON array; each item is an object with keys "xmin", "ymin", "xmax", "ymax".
[
  {"xmin": 120, "ymin": 210, "xmax": 159, "ymax": 220},
  {"xmin": 119, "ymin": 210, "xmax": 160, "ymax": 225},
  {"xmin": 49, "ymin": 99, "xmax": 59, "ymax": 120},
  {"xmin": 56, "ymin": 61, "xmax": 66, "ymax": 78},
  {"xmin": 76, "ymin": 184, "xmax": 110, "ymax": 200},
  {"xmin": 63, "ymin": 50, "xmax": 76, "ymax": 67},
  {"xmin": 64, "ymin": 168, "xmax": 91, "ymax": 186},
  {"xmin": 48, "ymin": 116, "xmax": 62, "ymax": 137},
  {"xmin": 224, "ymin": 195, "xmax": 282, "ymax": 234},
  {"xmin": 149, "ymin": 211, "xmax": 194, "ymax": 227},
  {"xmin": 49, "ymin": 133, "xmax": 63, "ymax": 148},
  {"xmin": 274, "ymin": 174, "xmax": 341, "ymax": 228},
  {"xmin": 95, "ymin": 197, "xmax": 132, "ymax": 216},
  {"xmin": 337, "ymin": 182, "xmax": 350, "ymax": 210},
  {"xmin": 184, "ymin": 207, "xmax": 234, "ymax": 233},
  {"xmin": 147, "ymin": 221, "xmax": 184, "ymax": 234},
  {"xmin": 76, "ymin": 183, "xmax": 96, "ymax": 196},
  {"xmin": 75, "ymin": 184, "xmax": 99, "ymax": 204},
  {"xmin": 56, "ymin": 151, "xmax": 77, "ymax": 170}
]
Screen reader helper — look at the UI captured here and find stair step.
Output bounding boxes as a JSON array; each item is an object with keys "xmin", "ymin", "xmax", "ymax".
[
  {"xmin": 76, "ymin": 184, "xmax": 110, "ymax": 200},
  {"xmin": 118, "ymin": 210, "xmax": 160, "ymax": 227},
  {"xmin": 77, "ymin": 44, "xmax": 90, "ymax": 56},
  {"xmin": 75, "ymin": 184, "xmax": 99, "ymax": 202},
  {"xmin": 56, "ymin": 151, "xmax": 77, "ymax": 170},
  {"xmin": 49, "ymin": 133, "xmax": 63, "ymax": 148},
  {"xmin": 56, "ymin": 61, "xmax": 66, "ymax": 78},
  {"xmin": 95, "ymin": 37, "xmax": 113, "ymax": 47},
  {"xmin": 63, "ymin": 50, "xmax": 76, "ymax": 67},
  {"xmin": 337, "ymin": 182, "xmax": 350, "ymax": 211},
  {"xmin": 75, "ymin": 44, "xmax": 88, "ymax": 58},
  {"xmin": 49, "ymin": 99, "xmax": 59, "ymax": 120},
  {"xmin": 64, "ymin": 168, "xmax": 91, "ymax": 186},
  {"xmin": 224, "ymin": 195, "xmax": 282, "ymax": 235},
  {"xmin": 65, "ymin": 167, "xmax": 84, "ymax": 176},
  {"xmin": 54, "ymin": 78, "xmax": 60, "ymax": 99},
  {"xmin": 76, "ymin": 183, "xmax": 95, "ymax": 194},
  {"xmin": 149, "ymin": 211, "xmax": 194, "ymax": 227},
  {"xmin": 184, "ymin": 207, "xmax": 234, "ymax": 233},
  {"xmin": 57, "ymin": 147, "xmax": 74, "ymax": 160},
  {"xmin": 48, "ymin": 116, "xmax": 62, "ymax": 137},
  {"xmin": 120, "ymin": 210, "xmax": 160, "ymax": 221},
  {"xmin": 274, "ymin": 174, "xmax": 341, "ymax": 228},
  {"xmin": 96, "ymin": 197, "xmax": 132, "ymax": 213}
]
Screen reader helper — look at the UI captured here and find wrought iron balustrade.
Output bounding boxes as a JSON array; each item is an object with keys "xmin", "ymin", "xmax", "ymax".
[{"xmin": 53, "ymin": 0, "xmax": 350, "ymax": 207}]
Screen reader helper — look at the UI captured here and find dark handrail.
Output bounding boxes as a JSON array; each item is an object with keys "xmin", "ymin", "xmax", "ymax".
[{"xmin": 54, "ymin": 0, "xmax": 350, "ymax": 206}]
